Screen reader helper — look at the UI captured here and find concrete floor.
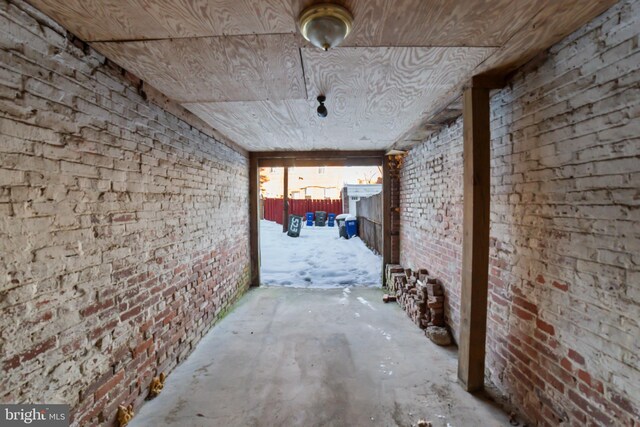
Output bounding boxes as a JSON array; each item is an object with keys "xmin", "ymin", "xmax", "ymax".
[{"xmin": 130, "ymin": 287, "xmax": 510, "ymax": 427}]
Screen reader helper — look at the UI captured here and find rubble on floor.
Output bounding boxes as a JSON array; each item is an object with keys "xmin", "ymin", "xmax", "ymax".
[
  {"xmin": 425, "ymin": 326, "xmax": 452, "ymax": 346},
  {"xmin": 384, "ymin": 264, "xmax": 453, "ymax": 346}
]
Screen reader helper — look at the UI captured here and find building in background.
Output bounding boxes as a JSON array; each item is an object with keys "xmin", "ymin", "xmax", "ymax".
[
  {"xmin": 341, "ymin": 184, "xmax": 382, "ymax": 216},
  {"xmin": 290, "ymin": 185, "xmax": 339, "ymax": 199},
  {"xmin": 261, "ymin": 166, "xmax": 381, "ymax": 199}
]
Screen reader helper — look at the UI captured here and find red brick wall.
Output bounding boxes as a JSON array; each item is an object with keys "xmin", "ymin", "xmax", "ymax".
[
  {"xmin": 399, "ymin": 123, "xmax": 464, "ymax": 339},
  {"xmin": 0, "ymin": 1, "xmax": 250, "ymax": 425},
  {"xmin": 401, "ymin": 0, "xmax": 640, "ymax": 424}
]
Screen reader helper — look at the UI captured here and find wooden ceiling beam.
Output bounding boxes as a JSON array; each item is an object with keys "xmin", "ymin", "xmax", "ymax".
[
  {"xmin": 258, "ymin": 158, "xmax": 382, "ymax": 168},
  {"xmin": 253, "ymin": 150, "xmax": 385, "ymax": 159},
  {"xmin": 465, "ymin": 74, "xmax": 508, "ymax": 90},
  {"xmin": 254, "ymin": 150, "xmax": 385, "ymax": 168}
]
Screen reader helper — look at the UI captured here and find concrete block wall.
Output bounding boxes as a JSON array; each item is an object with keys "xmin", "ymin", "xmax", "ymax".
[
  {"xmin": 400, "ymin": 0, "xmax": 639, "ymax": 425},
  {"xmin": 0, "ymin": 1, "xmax": 250, "ymax": 425}
]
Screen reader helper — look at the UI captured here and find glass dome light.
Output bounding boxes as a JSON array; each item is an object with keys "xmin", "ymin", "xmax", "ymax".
[{"xmin": 298, "ymin": 3, "xmax": 353, "ymax": 51}]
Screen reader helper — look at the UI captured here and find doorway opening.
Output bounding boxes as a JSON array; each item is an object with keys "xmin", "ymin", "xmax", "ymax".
[{"xmin": 258, "ymin": 165, "xmax": 383, "ymax": 288}]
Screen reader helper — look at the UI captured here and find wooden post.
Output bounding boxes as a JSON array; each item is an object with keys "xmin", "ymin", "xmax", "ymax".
[
  {"xmin": 249, "ymin": 155, "xmax": 260, "ymax": 287},
  {"xmin": 382, "ymin": 156, "xmax": 391, "ymax": 282},
  {"xmin": 282, "ymin": 167, "xmax": 289, "ymax": 232},
  {"xmin": 458, "ymin": 86, "xmax": 491, "ymax": 392}
]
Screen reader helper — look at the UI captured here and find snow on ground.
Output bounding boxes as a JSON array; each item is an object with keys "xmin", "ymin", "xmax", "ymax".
[{"xmin": 260, "ymin": 219, "xmax": 382, "ymax": 288}]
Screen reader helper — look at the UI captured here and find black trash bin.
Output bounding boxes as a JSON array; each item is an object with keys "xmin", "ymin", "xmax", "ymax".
[
  {"xmin": 287, "ymin": 214, "xmax": 303, "ymax": 237},
  {"xmin": 315, "ymin": 211, "xmax": 327, "ymax": 226},
  {"xmin": 336, "ymin": 213, "xmax": 349, "ymax": 238}
]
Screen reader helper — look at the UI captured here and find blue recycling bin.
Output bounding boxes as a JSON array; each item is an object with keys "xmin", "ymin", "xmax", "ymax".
[
  {"xmin": 305, "ymin": 212, "xmax": 314, "ymax": 226},
  {"xmin": 327, "ymin": 213, "xmax": 336, "ymax": 227},
  {"xmin": 345, "ymin": 218, "xmax": 358, "ymax": 238}
]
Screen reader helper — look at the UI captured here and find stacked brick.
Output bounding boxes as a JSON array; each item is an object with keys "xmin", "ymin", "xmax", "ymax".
[{"xmin": 385, "ymin": 265, "xmax": 451, "ymax": 345}]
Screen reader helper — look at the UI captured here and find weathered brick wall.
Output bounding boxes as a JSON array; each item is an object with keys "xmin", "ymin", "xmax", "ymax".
[
  {"xmin": 400, "ymin": 122, "xmax": 464, "ymax": 340},
  {"xmin": 401, "ymin": 0, "xmax": 639, "ymax": 424},
  {"xmin": 486, "ymin": 0, "xmax": 640, "ymax": 424},
  {"xmin": 0, "ymin": 1, "xmax": 250, "ymax": 425}
]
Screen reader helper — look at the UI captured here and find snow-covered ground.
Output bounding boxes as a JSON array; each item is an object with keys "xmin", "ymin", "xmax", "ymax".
[{"xmin": 260, "ymin": 219, "xmax": 382, "ymax": 288}]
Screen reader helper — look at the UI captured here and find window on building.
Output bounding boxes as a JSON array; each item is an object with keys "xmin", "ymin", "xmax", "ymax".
[{"xmin": 318, "ymin": 167, "xmax": 325, "ymax": 174}]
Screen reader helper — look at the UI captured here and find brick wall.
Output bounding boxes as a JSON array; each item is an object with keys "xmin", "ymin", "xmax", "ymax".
[
  {"xmin": 0, "ymin": 1, "xmax": 250, "ymax": 425},
  {"xmin": 400, "ymin": 0, "xmax": 639, "ymax": 425},
  {"xmin": 400, "ymin": 122, "xmax": 464, "ymax": 340}
]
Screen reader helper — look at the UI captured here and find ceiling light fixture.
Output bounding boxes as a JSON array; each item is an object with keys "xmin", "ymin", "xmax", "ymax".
[
  {"xmin": 298, "ymin": 3, "xmax": 353, "ymax": 51},
  {"xmin": 317, "ymin": 95, "xmax": 328, "ymax": 118}
]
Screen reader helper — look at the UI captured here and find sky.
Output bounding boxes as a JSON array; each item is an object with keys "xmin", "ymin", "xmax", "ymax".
[{"xmin": 261, "ymin": 166, "xmax": 382, "ymax": 198}]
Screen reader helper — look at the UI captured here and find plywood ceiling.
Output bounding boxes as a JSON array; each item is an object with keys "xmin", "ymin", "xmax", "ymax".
[
  {"xmin": 28, "ymin": 0, "xmax": 617, "ymax": 151},
  {"xmin": 29, "ymin": 0, "xmax": 296, "ymax": 41},
  {"xmin": 94, "ymin": 34, "xmax": 305, "ymax": 102},
  {"xmin": 293, "ymin": 0, "xmax": 544, "ymax": 47},
  {"xmin": 183, "ymin": 47, "xmax": 493, "ymax": 150}
]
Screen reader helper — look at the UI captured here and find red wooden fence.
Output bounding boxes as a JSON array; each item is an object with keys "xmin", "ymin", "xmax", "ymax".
[{"xmin": 262, "ymin": 198, "xmax": 343, "ymax": 225}]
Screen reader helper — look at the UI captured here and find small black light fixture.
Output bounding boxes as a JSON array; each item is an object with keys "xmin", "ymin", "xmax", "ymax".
[{"xmin": 317, "ymin": 95, "xmax": 327, "ymax": 118}]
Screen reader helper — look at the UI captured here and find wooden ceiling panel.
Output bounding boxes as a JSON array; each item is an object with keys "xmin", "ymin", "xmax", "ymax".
[
  {"xmin": 393, "ymin": 0, "xmax": 618, "ymax": 149},
  {"xmin": 33, "ymin": 0, "xmax": 557, "ymax": 47},
  {"xmin": 302, "ymin": 47, "xmax": 494, "ymax": 140},
  {"xmin": 27, "ymin": 0, "xmax": 617, "ymax": 151},
  {"xmin": 27, "ymin": 0, "xmax": 296, "ymax": 41},
  {"xmin": 25, "ymin": 0, "xmax": 166, "ymax": 41},
  {"xmin": 184, "ymin": 100, "xmax": 397, "ymax": 151},
  {"xmin": 379, "ymin": 0, "xmax": 543, "ymax": 47},
  {"xmin": 474, "ymin": 0, "xmax": 619, "ymax": 76},
  {"xmin": 139, "ymin": 0, "xmax": 295, "ymax": 39},
  {"xmin": 182, "ymin": 46, "xmax": 493, "ymax": 151},
  {"xmin": 293, "ymin": 0, "xmax": 545, "ymax": 47},
  {"xmin": 184, "ymin": 101, "xmax": 309, "ymax": 151},
  {"xmin": 93, "ymin": 34, "xmax": 305, "ymax": 103}
]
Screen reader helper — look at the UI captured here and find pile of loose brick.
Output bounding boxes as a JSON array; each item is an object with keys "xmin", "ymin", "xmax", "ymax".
[{"xmin": 385, "ymin": 264, "xmax": 452, "ymax": 346}]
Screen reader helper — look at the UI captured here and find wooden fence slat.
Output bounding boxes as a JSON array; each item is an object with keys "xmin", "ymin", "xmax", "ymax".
[
  {"xmin": 262, "ymin": 198, "xmax": 343, "ymax": 224},
  {"xmin": 356, "ymin": 192, "xmax": 383, "ymax": 254}
]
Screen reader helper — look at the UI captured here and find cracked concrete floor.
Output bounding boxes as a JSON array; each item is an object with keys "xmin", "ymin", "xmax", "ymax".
[{"xmin": 129, "ymin": 287, "xmax": 510, "ymax": 427}]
